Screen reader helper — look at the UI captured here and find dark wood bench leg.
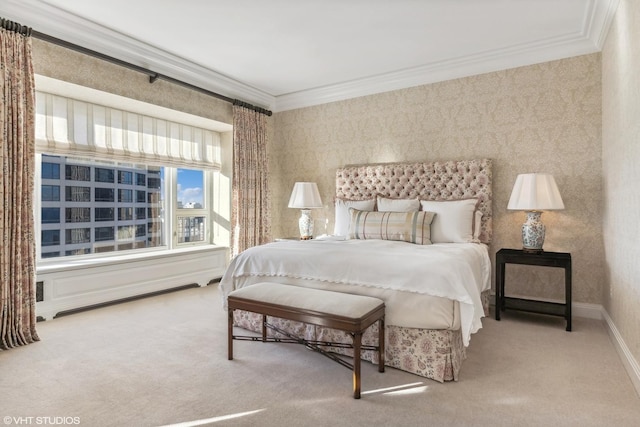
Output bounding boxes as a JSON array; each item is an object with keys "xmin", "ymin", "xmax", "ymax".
[
  {"xmin": 262, "ymin": 314, "xmax": 267, "ymax": 342},
  {"xmin": 353, "ymin": 331, "xmax": 362, "ymax": 399},
  {"xmin": 378, "ymin": 316, "xmax": 385, "ymax": 373},
  {"xmin": 228, "ymin": 308, "xmax": 234, "ymax": 360}
]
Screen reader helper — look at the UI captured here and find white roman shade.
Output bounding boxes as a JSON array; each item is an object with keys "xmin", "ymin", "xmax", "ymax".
[{"xmin": 35, "ymin": 91, "xmax": 221, "ymax": 170}]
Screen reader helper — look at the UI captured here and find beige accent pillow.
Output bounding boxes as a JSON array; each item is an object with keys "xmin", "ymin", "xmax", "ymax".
[
  {"xmin": 348, "ymin": 209, "xmax": 435, "ymax": 245},
  {"xmin": 419, "ymin": 199, "xmax": 478, "ymax": 243}
]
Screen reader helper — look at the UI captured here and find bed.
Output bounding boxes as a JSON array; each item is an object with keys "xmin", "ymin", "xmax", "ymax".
[{"xmin": 220, "ymin": 158, "xmax": 492, "ymax": 382}]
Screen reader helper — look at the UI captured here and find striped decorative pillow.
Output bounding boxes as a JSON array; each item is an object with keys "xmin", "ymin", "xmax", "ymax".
[{"xmin": 348, "ymin": 209, "xmax": 435, "ymax": 245}]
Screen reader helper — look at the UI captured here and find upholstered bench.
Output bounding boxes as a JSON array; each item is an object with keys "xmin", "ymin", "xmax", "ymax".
[{"xmin": 227, "ymin": 282, "xmax": 385, "ymax": 399}]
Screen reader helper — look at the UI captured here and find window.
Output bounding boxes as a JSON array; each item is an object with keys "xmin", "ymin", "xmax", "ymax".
[
  {"xmin": 42, "ymin": 185, "xmax": 60, "ymax": 201},
  {"xmin": 95, "ymin": 226, "xmax": 114, "ymax": 242},
  {"xmin": 34, "ymin": 92, "xmax": 224, "ymax": 262},
  {"xmin": 147, "ymin": 176, "xmax": 161, "ymax": 189},
  {"xmin": 41, "ymin": 208, "xmax": 60, "ymax": 224},
  {"xmin": 94, "ymin": 245, "xmax": 114, "ymax": 254},
  {"xmin": 118, "ymin": 189, "xmax": 133, "ymax": 203},
  {"xmin": 42, "ymin": 251, "xmax": 60, "ymax": 259},
  {"xmin": 177, "ymin": 169, "xmax": 204, "ymax": 209},
  {"xmin": 118, "ymin": 207, "xmax": 133, "ymax": 221},
  {"xmin": 135, "ymin": 224, "xmax": 146, "ymax": 237},
  {"xmin": 42, "ymin": 162, "xmax": 60, "ymax": 179},
  {"xmin": 95, "ymin": 168, "xmax": 114, "ymax": 183},
  {"xmin": 95, "ymin": 208, "xmax": 114, "ymax": 222},
  {"xmin": 66, "ymin": 165, "xmax": 90, "ymax": 181},
  {"xmin": 118, "ymin": 171, "xmax": 133, "ymax": 185},
  {"xmin": 65, "ymin": 186, "xmax": 90, "ymax": 202},
  {"xmin": 41, "ymin": 230, "xmax": 60, "ymax": 246},
  {"xmin": 95, "ymin": 188, "xmax": 115, "ymax": 202},
  {"xmin": 65, "ymin": 207, "xmax": 90, "ymax": 223},
  {"xmin": 65, "ymin": 228, "xmax": 90, "ymax": 244},
  {"xmin": 66, "ymin": 248, "xmax": 90, "ymax": 256},
  {"xmin": 117, "ymin": 225, "xmax": 135, "ymax": 240}
]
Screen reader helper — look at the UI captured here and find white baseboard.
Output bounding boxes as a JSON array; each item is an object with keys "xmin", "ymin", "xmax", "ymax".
[
  {"xmin": 601, "ymin": 308, "xmax": 640, "ymax": 398},
  {"xmin": 489, "ymin": 294, "xmax": 639, "ymax": 396},
  {"xmin": 548, "ymin": 302, "xmax": 639, "ymax": 397}
]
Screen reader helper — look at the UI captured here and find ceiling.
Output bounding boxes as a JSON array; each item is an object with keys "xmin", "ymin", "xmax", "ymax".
[{"xmin": 1, "ymin": 0, "xmax": 618, "ymax": 112}]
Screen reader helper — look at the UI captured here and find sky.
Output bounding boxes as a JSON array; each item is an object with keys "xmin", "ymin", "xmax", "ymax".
[{"xmin": 177, "ymin": 168, "xmax": 203, "ymax": 206}]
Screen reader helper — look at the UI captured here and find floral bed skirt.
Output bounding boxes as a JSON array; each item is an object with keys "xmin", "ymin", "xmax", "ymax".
[
  {"xmin": 233, "ymin": 311, "xmax": 465, "ymax": 382},
  {"xmin": 231, "ymin": 290, "xmax": 489, "ymax": 382}
]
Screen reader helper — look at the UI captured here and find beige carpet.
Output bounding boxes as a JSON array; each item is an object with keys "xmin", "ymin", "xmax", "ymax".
[{"xmin": 1, "ymin": 284, "xmax": 638, "ymax": 427}]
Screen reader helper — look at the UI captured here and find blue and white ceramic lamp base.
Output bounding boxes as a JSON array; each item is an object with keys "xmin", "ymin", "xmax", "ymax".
[
  {"xmin": 298, "ymin": 209, "xmax": 314, "ymax": 240},
  {"xmin": 522, "ymin": 211, "xmax": 545, "ymax": 252}
]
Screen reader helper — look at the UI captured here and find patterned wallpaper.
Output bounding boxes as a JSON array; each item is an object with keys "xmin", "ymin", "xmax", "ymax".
[
  {"xmin": 272, "ymin": 54, "xmax": 603, "ymax": 305},
  {"xmin": 32, "ymin": 37, "xmax": 606, "ymax": 310},
  {"xmin": 32, "ymin": 39, "xmax": 234, "ymax": 125},
  {"xmin": 602, "ymin": 0, "xmax": 640, "ymax": 371}
]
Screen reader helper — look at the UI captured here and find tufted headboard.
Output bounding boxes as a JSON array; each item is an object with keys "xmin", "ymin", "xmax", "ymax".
[{"xmin": 335, "ymin": 158, "xmax": 493, "ymax": 243}]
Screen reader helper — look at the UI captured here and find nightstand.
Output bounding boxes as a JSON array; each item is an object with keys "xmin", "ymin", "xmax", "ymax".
[{"xmin": 495, "ymin": 248, "xmax": 572, "ymax": 331}]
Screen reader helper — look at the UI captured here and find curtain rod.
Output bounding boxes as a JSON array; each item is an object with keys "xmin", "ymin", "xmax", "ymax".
[
  {"xmin": 1, "ymin": 18, "xmax": 32, "ymax": 36},
  {"xmin": 30, "ymin": 30, "xmax": 273, "ymax": 117}
]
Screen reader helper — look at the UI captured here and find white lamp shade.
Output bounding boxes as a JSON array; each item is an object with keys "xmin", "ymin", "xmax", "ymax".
[
  {"xmin": 507, "ymin": 173, "xmax": 564, "ymax": 211},
  {"xmin": 288, "ymin": 182, "xmax": 323, "ymax": 209}
]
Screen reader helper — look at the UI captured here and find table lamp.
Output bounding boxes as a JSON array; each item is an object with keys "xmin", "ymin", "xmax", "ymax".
[
  {"xmin": 507, "ymin": 173, "xmax": 564, "ymax": 253},
  {"xmin": 288, "ymin": 182, "xmax": 323, "ymax": 240}
]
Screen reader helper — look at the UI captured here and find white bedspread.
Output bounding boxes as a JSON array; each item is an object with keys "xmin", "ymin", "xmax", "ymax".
[{"xmin": 220, "ymin": 239, "xmax": 491, "ymax": 346}]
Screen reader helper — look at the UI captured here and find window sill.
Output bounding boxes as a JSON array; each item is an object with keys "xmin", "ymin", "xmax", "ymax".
[{"xmin": 36, "ymin": 244, "xmax": 228, "ymax": 275}]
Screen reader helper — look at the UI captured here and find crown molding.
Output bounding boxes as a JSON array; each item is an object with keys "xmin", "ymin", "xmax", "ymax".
[
  {"xmin": 586, "ymin": 0, "xmax": 620, "ymax": 48},
  {"xmin": 1, "ymin": 0, "xmax": 276, "ymax": 110},
  {"xmin": 274, "ymin": 34, "xmax": 599, "ymax": 112},
  {"xmin": 274, "ymin": 0, "xmax": 618, "ymax": 112},
  {"xmin": 2, "ymin": 0, "xmax": 619, "ymax": 114}
]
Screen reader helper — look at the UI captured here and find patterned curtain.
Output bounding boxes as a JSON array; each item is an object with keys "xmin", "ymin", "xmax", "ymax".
[
  {"xmin": 0, "ymin": 20, "xmax": 39, "ymax": 349},
  {"xmin": 231, "ymin": 103, "xmax": 271, "ymax": 257}
]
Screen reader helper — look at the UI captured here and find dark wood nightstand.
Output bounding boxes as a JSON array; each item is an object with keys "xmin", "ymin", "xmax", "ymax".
[{"xmin": 495, "ymin": 248, "xmax": 572, "ymax": 331}]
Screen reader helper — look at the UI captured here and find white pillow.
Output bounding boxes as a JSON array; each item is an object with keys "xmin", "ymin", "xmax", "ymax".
[
  {"xmin": 377, "ymin": 196, "xmax": 420, "ymax": 212},
  {"xmin": 334, "ymin": 199, "xmax": 375, "ymax": 236},
  {"xmin": 473, "ymin": 210, "xmax": 483, "ymax": 241},
  {"xmin": 419, "ymin": 199, "xmax": 478, "ymax": 243}
]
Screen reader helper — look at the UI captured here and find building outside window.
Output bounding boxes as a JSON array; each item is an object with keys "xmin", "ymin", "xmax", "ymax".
[
  {"xmin": 41, "ymin": 185, "xmax": 60, "ymax": 201},
  {"xmin": 37, "ymin": 157, "xmax": 219, "ymax": 260},
  {"xmin": 118, "ymin": 207, "xmax": 133, "ymax": 221},
  {"xmin": 95, "ymin": 226, "xmax": 115, "ymax": 242},
  {"xmin": 41, "ymin": 229, "xmax": 60, "ymax": 246},
  {"xmin": 42, "ymin": 161, "xmax": 60, "ymax": 179},
  {"xmin": 41, "ymin": 208, "xmax": 60, "ymax": 224},
  {"xmin": 65, "ymin": 228, "xmax": 91, "ymax": 244},
  {"xmin": 66, "ymin": 165, "xmax": 91, "ymax": 181},
  {"xmin": 118, "ymin": 189, "xmax": 133, "ymax": 203},
  {"xmin": 95, "ymin": 188, "xmax": 115, "ymax": 202},
  {"xmin": 95, "ymin": 208, "xmax": 114, "ymax": 222},
  {"xmin": 95, "ymin": 168, "xmax": 114, "ymax": 183},
  {"xmin": 118, "ymin": 171, "xmax": 133, "ymax": 185},
  {"xmin": 65, "ymin": 186, "xmax": 90, "ymax": 202},
  {"xmin": 65, "ymin": 207, "xmax": 91, "ymax": 223}
]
